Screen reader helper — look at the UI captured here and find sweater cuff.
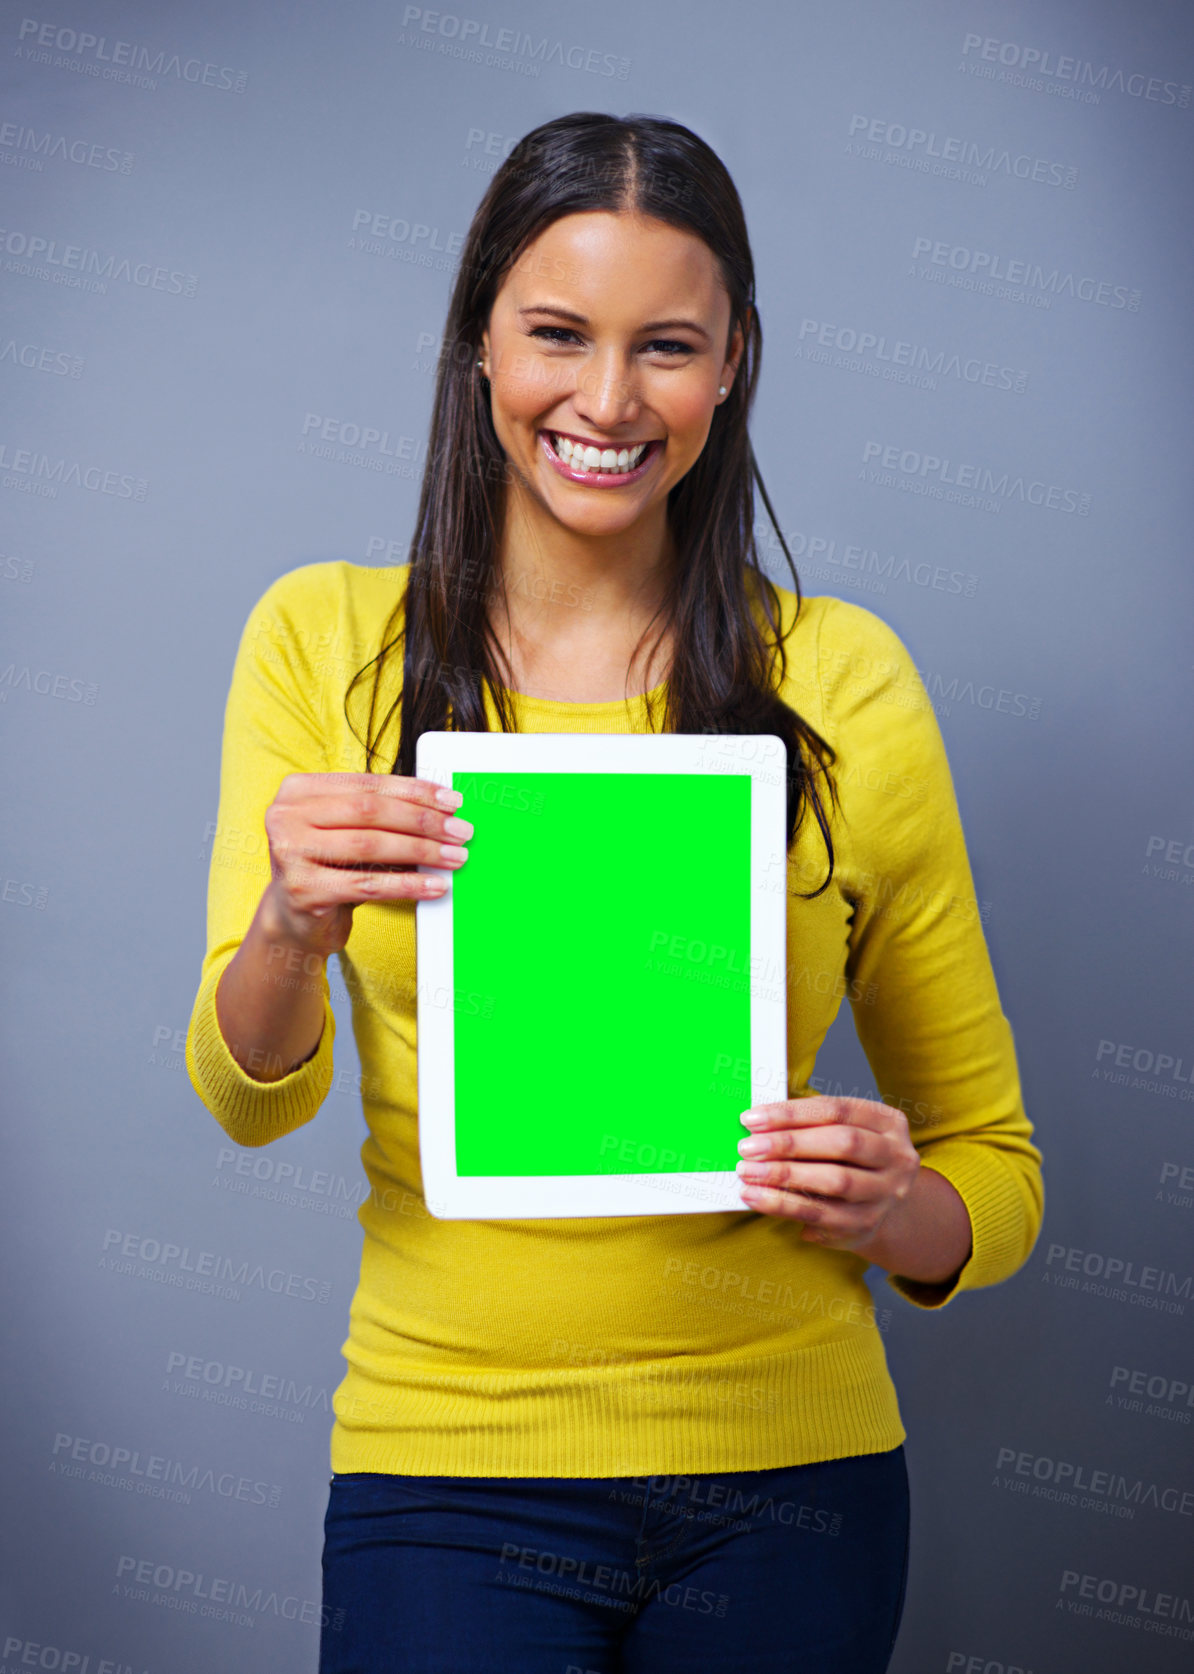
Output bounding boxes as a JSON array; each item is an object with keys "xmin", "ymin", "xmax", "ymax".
[
  {"xmin": 883, "ymin": 1142, "xmax": 1035, "ymax": 1311},
  {"xmin": 185, "ymin": 953, "xmax": 336, "ymax": 1147}
]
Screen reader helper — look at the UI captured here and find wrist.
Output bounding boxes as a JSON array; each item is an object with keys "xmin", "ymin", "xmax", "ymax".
[
  {"xmin": 850, "ymin": 1172, "xmax": 919, "ymax": 1268},
  {"xmin": 256, "ymin": 883, "xmax": 327, "ymax": 960},
  {"xmin": 854, "ymin": 1166, "xmax": 973, "ymax": 1285}
]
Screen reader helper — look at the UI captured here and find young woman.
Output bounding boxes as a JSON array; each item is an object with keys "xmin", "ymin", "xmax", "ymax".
[{"xmin": 187, "ymin": 112, "xmax": 1044, "ymax": 1674}]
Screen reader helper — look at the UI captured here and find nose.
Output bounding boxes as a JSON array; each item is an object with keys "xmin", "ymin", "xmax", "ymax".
[{"xmin": 571, "ymin": 350, "xmax": 640, "ymax": 430}]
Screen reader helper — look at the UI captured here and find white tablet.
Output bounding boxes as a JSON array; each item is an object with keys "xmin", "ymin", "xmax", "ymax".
[{"xmin": 414, "ymin": 730, "xmax": 788, "ymax": 1218}]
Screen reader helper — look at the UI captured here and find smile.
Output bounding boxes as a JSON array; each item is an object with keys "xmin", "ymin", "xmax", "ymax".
[{"xmin": 540, "ymin": 429, "xmax": 662, "ymax": 485}]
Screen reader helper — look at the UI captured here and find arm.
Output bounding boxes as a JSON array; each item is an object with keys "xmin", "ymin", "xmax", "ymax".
[
  {"xmin": 851, "ymin": 1163, "xmax": 973, "ymax": 1284},
  {"xmin": 823, "ymin": 599, "xmax": 1045, "ymax": 1308},
  {"xmin": 737, "ymin": 1093, "xmax": 974, "ymax": 1282},
  {"xmin": 213, "ymin": 883, "xmax": 330, "ymax": 1082},
  {"xmin": 185, "ymin": 565, "xmax": 340, "ymax": 1146}
]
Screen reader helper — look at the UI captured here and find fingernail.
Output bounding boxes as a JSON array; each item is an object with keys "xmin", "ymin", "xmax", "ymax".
[
  {"xmin": 739, "ymin": 1110, "xmax": 765, "ymax": 1127},
  {"xmin": 738, "ymin": 1137, "xmax": 767, "ymax": 1157},
  {"xmin": 436, "ymin": 788, "xmax": 463, "ymax": 810}
]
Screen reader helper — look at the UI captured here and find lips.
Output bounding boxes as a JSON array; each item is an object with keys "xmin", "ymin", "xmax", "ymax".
[{"xmin": 539, "ymin": 430, "xmax": 662, "ymax": 486}]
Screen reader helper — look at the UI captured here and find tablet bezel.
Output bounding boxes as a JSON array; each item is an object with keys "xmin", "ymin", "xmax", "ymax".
[{"xmin": 414, "ymin": 730, "xmax": 788, "ymax": 1218}]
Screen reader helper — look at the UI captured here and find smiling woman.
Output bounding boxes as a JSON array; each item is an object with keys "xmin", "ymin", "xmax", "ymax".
[
  {"xmin": 186, "ymin": 110, "xmax": 1043, "ymax": 1674},
  {"xmin": 354, "ymin": 113, "xmax": 842, "ymax": 842}
]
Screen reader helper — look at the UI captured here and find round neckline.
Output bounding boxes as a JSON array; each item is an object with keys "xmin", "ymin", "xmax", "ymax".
[{"xmin": 491, "ymin": 676, "xmax": 669, "ymax": 713}]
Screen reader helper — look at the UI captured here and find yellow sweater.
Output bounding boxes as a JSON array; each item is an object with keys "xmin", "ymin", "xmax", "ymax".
[{"xmin": 186, "ymin": 561, "xmax": 1044, "ymax": 1477}]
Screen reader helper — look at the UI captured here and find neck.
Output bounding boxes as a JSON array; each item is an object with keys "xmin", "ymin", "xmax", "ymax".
[
  {"xmin": 491, "ymin": 485, "xmax": 677, "ymax": 629},
  {"xmin": 484, "ymin": 494, "xmax": 678, "ymax": 701}
]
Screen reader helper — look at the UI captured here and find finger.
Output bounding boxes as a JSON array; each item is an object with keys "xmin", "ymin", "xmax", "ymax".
[
  {"xmin": 279, "ymin": 858, "xmax": 451, "ymax": 908},
  {"xmin": 262, "ymin": 810, "xmax": 468, "ymax": 877},
  {"xmin": 741, "ymin": 1095, "xmax": 895, "ymax": 1132},
  {"xmin": 276, "ymin": 771, "xmax": 464, "ymax": 812},
  {"xmin": 737, "ymin": 1180, "xmax": 878, "ymax": 1241},
  {"xmin": 736, "ymin": 1181, "xmax": 821, "ymax": 1222},
  {"xmin": 279, "ymin": 785, "xmax": 471, "ymax": 838},
  {"xmin": 277, "ymin": 827, "xmax": 468, "ymax": 877},
  {"xmin": 736, "ymin": 1159, "xmax": 865, "ymax": 1203},
  {"xmin": 289, "ymin": 792, "xmax": 473, "ymax": 845},
  {"xmin": 738, "ymin": 1120, "xmax": 885, "ymax": 1169}
]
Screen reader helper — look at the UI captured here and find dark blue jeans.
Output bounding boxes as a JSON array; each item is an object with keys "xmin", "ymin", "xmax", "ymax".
[{"xmin": 319, "ymin": 1446, "xmax": 909, "ymax": 1672}]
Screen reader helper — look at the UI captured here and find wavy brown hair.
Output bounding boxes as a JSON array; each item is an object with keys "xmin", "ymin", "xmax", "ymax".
[{"xmin": 346, "ymin": 111, "xmax": 838, "ymax": 894}]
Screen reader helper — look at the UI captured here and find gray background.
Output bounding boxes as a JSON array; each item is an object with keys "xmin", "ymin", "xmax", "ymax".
[{"xmin": 2, "ymin": 0, "xmax": 1193, "ymax": 1668}]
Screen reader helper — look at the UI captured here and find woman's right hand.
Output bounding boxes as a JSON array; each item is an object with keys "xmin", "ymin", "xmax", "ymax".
[{"xmin": 259, "ymin": 771, "xmax": 473, "ymax": 960}]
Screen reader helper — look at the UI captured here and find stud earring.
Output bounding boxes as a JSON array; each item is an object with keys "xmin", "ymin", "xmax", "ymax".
[{"xmin": 718, "ymin": 385, "xmax": 727, "ymax": 396}]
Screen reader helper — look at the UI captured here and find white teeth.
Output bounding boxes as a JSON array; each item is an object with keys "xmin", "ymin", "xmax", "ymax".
[{"xmin": 551, "ymin": 434, "xmax": 650, "ymax": 474}]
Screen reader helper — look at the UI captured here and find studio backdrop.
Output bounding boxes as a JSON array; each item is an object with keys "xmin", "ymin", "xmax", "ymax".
[{"xmin": 2, "ymin": 1, "xmax": 1192, "ymax": 1670}]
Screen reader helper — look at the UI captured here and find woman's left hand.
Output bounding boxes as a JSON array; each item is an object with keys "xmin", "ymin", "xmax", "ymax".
[{"xmin": 736, "ymin": 1096, "xmax": 921, "ymax": 1252}]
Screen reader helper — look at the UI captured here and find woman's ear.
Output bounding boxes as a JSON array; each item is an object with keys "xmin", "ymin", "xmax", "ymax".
[{"xmin": 724, "ymin": 313, "xmax": 748, "ymax": 386}]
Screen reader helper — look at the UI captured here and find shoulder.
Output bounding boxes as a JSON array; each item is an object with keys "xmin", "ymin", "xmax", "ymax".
[
  {"xmin": 243, "ymin": 560, "xmax": 408, "ymax": 632},
  {"xmin": 753, "ymin": 580, "xmax": 922, "ymax": 726},
  {"xmin": 754, "ymin": 578, "xmax": 909, "ymax": 661},
  {"xmin": 814, "ymin": 596, "xmax": 921, "ymax": 701},
  {"xmin": 236, "ymin": 562, "xmax": 409, "ymax": 669}
]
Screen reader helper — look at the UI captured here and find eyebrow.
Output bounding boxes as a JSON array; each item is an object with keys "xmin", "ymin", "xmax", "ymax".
[{"xmin": 517, "ymin": 304, "xmax": 711, "ymax": 343}]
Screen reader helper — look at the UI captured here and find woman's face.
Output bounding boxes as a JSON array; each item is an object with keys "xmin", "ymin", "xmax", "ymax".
[{"xmin": 478, "ymin": 210, "xmax": 745, "ymax": 540}]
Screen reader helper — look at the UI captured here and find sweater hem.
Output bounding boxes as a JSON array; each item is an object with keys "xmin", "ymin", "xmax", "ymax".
[{"xmin": 326, "ymin": 1328, "xmax": 907, "ymax": 1478}]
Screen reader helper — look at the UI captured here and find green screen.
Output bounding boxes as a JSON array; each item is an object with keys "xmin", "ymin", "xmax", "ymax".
[{"xmin": 450, "ymin": 770, "xmax": 753, "ymax": 1176}]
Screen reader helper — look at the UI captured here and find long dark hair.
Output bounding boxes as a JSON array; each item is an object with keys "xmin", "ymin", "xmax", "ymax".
[{"xmin": 345, "ymin": 111, "xmax": 838, "ymax": 895}]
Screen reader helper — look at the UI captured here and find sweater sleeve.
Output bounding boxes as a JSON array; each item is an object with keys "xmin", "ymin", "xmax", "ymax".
[
  {"xmin": 819, "ymin": 598, "xmax": 1044, "ymax": 1309},
  {"xmin": 185, "ymin": 564, "xmax": 339, "ymax": 1147}
]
